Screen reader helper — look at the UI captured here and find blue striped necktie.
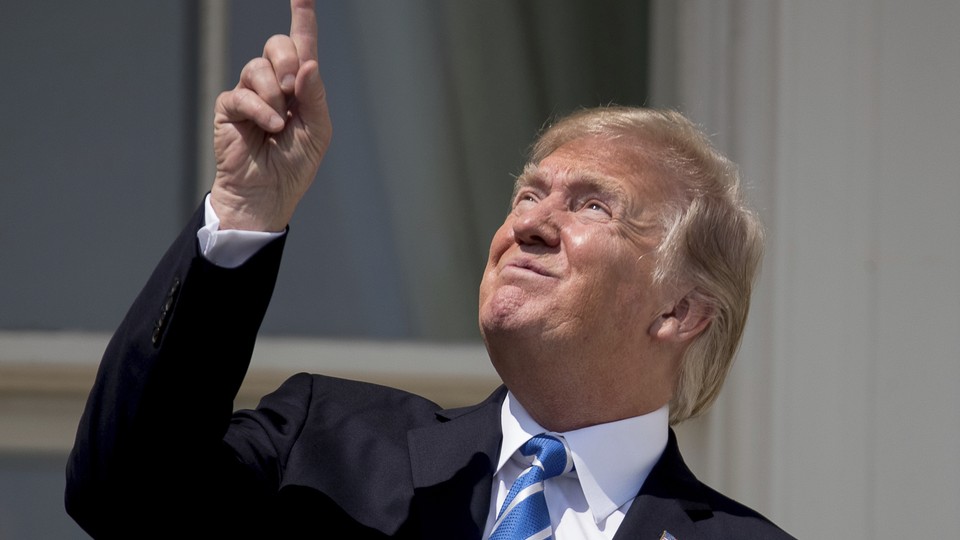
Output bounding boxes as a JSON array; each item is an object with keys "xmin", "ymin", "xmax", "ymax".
[{"xmin": 489, "ymin": 433, "xmax": 574, "ymax": 540}]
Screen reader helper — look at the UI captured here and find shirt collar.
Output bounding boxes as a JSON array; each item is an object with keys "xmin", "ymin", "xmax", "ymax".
[{"xmin": 497, "ymin": 391, "xmax": 669, "ymax": 525}]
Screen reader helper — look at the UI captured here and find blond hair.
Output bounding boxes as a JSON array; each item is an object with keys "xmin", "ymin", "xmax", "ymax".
[{"xmin": 530, "ymin": 107, "xmax": 764, "ymax": 425}]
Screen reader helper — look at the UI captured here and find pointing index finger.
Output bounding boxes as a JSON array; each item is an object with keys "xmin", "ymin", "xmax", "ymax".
[{"xmin": 290, "ymin": 0, "xmax": 318, "ymax": 63}]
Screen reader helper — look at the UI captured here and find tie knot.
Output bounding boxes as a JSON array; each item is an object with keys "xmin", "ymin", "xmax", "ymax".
[
  {"xmin": 489, "ymin": 433, "xmax": 574, "ymax": 539},
  {"xmin": 520, "ymin": 433, "xmax": 573, "ymax": 480}
]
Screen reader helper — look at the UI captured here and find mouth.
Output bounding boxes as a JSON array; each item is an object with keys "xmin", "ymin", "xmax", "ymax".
[{"xmin": 503, "ymin": 258, "xmax": 557, "ymax": 278}]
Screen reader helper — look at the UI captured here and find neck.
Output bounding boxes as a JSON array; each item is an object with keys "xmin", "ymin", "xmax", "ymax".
[{"xmin": 485, "ymin": 335, "xmax": 678, "ymax": 432}]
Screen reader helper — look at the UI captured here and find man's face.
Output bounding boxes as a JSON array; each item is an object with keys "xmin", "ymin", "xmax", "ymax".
[{"xmin": 479, "ymin": 135, "xmax": 679, "ymax": 367}]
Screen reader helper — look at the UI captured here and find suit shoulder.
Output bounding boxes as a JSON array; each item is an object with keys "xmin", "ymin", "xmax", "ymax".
[
  {"xmin": 638, "ymin": 430, "xmax": 795, "ymax": 539},
  {"xmin": 272, "ymin": 372, "xmax": 445, "ymax": 425},
  {"xmin": 692, "ymin": 482, "xmax": 795, "ymax": 539}
]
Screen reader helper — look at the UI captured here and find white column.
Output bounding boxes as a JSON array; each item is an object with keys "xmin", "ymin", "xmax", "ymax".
[
  {"xmin": 770, "ymin": 1, "xmax": 880, "ymax": 534},
  {"xmin": 652, "ymin": 1, "xmax": 960, "ymax": 537}
]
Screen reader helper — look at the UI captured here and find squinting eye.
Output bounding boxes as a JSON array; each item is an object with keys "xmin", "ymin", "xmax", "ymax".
[
  {"xmin": 513, "ymin": 191, "xmax": 539, "ymax": 209},
  {"xmin": 583, "ymin": 201, "xmax": 611, "ymax": 216}
]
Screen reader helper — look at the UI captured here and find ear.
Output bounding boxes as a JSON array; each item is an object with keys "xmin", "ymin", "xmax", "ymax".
[{"xmin": 649, "ymin": 292, "xmax": 712, "ymax": 344}]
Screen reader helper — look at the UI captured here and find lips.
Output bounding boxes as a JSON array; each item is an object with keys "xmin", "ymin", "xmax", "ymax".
[{"xmin": 502, "ymin": 257, "xmax": 557, "ymax": 278}]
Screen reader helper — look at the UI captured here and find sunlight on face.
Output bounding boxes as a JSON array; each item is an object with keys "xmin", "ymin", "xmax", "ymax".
[{"xmin": 479, "ymin": 134, "xmax": 679, "ymax": 353}]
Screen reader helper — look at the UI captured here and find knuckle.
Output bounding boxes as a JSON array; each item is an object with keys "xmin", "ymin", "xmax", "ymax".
[
  {"xmin": 263, "ymin": 34, "xmax": 297, "ymax": 60},
  {"xmin": 233, "ymin": 89, "xmax": 261, "ymax": 114},
  {"xmin": 214, "ymin": 90, "xmax": 231, "ymax": 107},
  {"xmin": 239, "ymin": 63, "xmax": 266, "ymax": 89},
  {"xmin": 241, "ymin": 57, "xmax": 271, "ymax": 78},
  {"xmin": 264, "ymin": 34, "xmax": 291, "ymax": 48}
]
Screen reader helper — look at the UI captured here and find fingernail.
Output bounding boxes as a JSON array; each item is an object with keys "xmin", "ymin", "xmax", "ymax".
[
  {"xmin": 269, "ymin": 115, "xmax": 284, "ymax": 131},
  {"xmin": 282, "ymin": 74, "xmax": 296, "ymax": 90}
]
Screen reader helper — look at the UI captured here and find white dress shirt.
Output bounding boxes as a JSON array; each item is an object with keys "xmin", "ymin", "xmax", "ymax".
[
  {"xmin": 483, "ymin": 392, "xmax": 668, "ymax": 539},
  {"xmin": 198, "ymin": 196, "xmax": 671, "ymax": 538},
  {"xmin": 197, "ymin": 195, "xmax": 284, "ymax": 268}
]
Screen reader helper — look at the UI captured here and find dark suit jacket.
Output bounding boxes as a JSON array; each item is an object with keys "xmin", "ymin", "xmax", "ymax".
[{"xmin": 66, "ymin": 206, "xmax": 793, "ymax": 539}]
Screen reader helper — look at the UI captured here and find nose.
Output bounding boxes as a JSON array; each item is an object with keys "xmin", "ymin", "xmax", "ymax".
[{"xmin": 511, "ymin": 199, "xmax": 561, "ymax": 247}]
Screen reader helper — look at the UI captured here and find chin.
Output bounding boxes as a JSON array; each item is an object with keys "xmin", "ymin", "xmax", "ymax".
[
  {"xmin": 478, "ymin": 284, "xmax": 539, "ymax": 335},
  {"xmin": 479, "ymin": 308, "xmax": 521, "ymax": 341}
]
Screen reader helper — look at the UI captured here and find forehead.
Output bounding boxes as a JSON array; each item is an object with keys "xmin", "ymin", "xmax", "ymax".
[{"xmin": 520, "ymin": 135, "xmax": 678, "ymax": 203}]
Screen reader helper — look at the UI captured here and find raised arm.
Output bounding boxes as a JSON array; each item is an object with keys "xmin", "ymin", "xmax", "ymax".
[
  {"xmin": 211, "ymin": 0, "xmax": 331, "ymax": 232},
  {"xmin": 66, "ymin": 2, "xmax": 329, "ymax": 536}
]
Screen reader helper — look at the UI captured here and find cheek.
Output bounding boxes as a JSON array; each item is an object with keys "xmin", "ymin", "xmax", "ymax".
[
  {"xmin": 486, "ymin": 221, "xmax": 514, "ymax": 266},
  {"xmin": 565, "ymin": 228, "xmax": 625, "ymax": 276},
  {"xmin": 478, "ymin": 266, "xmax": 497, "ymax": 307},
  {"xmin": 479, "ymin": 222, "xmax": 514, "ymax": 301},
  {"xmin": 565, "ymin": 226, "xmax": 590, "ymax": 251},
  {"xmin": 566, "ymin": 231, "xmax": 651, "ymax": 301}
]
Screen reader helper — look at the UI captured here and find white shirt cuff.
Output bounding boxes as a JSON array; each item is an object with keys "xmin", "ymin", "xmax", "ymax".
[{"xmin": 197, "ymin": 194, "xmax": 284, "ymax": 268}]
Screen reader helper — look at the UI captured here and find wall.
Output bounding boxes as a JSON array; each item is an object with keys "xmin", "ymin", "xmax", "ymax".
[{"xmin": 653, "ymin": 1, "xmax": 960, "ymax": 537}]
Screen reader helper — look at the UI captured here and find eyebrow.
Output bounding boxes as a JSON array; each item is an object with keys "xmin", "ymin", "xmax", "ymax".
[{"xmin": 514, "ymin": 163, "xmax": 628, "ymax": 200}]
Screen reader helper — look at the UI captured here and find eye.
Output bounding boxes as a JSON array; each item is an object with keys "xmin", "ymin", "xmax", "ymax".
[
  {"xmin": 581, "ymin": 200, "xmax": 612, "ymax": 217},
  {"xmin": 512, "ymin": 189, "xmax": 540, "ymax": 210}
]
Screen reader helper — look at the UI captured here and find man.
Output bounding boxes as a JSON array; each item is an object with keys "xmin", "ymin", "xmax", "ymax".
[{"xmin": 66, "ymin": 1, "xmax": 792, "ymax": 538}]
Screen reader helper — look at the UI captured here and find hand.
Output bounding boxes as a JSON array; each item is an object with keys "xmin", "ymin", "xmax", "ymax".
[{"xmin": 210, "ymin": 0, "xmax": 332, "ymax": 231}]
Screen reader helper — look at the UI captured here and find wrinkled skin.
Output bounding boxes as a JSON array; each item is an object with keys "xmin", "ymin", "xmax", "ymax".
[{"xmin": 479, "ymin": 135, "xmax": 707, "ymax": 432}]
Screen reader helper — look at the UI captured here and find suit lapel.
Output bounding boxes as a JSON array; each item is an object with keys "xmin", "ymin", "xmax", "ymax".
[
  {"xmin": 407, "ymin": 386, "xmax": 507, "ymax": 540},
  {"xmin": 407, "ymin": 398, "xmax": 716, "ymax": 540},
  {"xmin": 613, "ymin": 429, "xmax": 712, "ymax": 539}
]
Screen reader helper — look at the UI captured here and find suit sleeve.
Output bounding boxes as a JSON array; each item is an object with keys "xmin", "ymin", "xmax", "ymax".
[{"xmin": 65, "ymin": 203, "xmax": 289, "ymax": 537}]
